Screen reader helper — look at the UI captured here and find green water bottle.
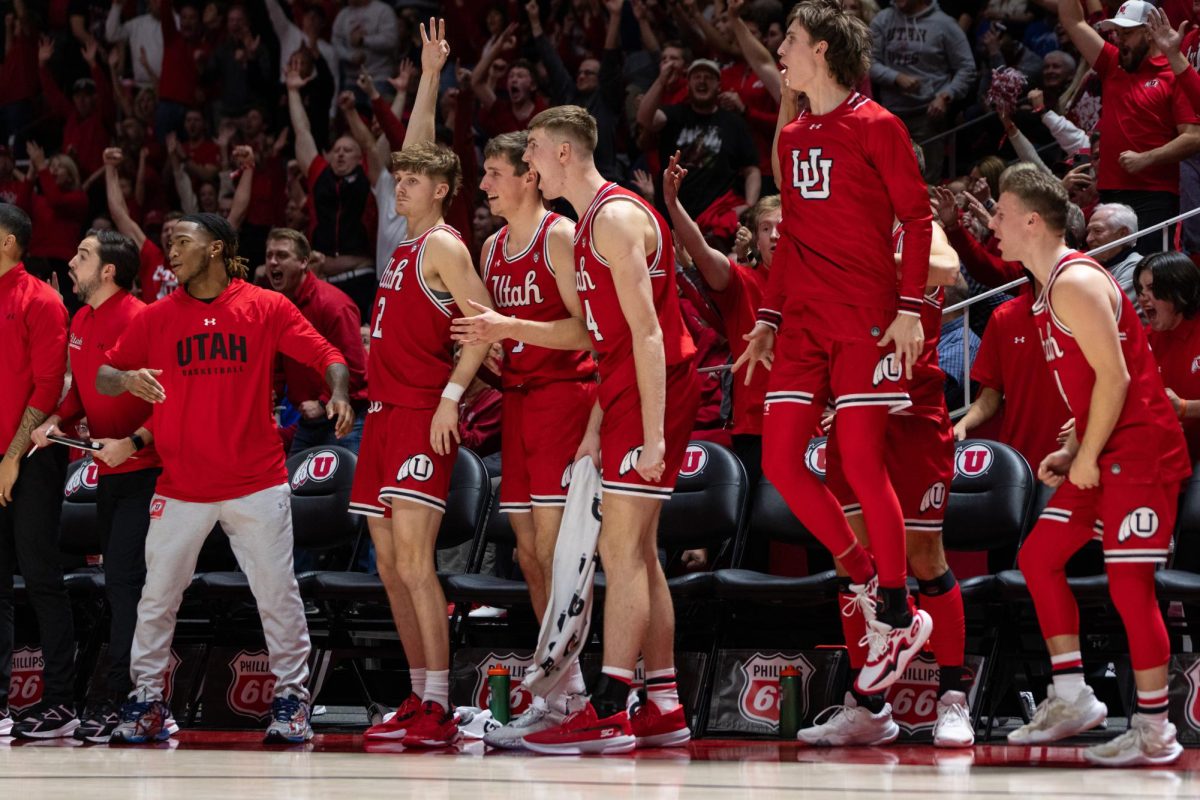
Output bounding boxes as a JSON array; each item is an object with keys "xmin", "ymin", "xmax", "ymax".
[
  {"xmin": 488, "ymin": 666, "xmax": 511, "ymax": 724},
  {"xmin": 779, "ymin": 665, "xmax": 800, "ymax": 739}
]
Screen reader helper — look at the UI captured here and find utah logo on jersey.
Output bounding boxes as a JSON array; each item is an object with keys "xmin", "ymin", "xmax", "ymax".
[
  {"xmin": 873, "ymin": 353, "xmax": 903, "ymax": 387},
  {"xmin": 397, "ymin": 454, "xmax": 435, "ymax": 482},
  {"xmin": 791, "ymin": 148, "xmax": 833, "ymax": 200},
  {"xmin": 1118, "ymin": 507, "xmax": 1159, "ymax": 543}
]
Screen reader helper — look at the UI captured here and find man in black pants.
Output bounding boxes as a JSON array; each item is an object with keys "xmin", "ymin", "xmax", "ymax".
[
  {"xmin": 0, "ymin": 203, "xmax": 76, "ymax": 739},
  {"xmin": 33, "ymin": 230, "xmax": 161, "ymax": 742}
]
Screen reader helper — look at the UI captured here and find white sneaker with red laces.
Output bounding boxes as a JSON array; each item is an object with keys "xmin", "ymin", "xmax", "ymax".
[
  {"xmin": 523, "ymin": 702, "xmax": 636, "ymax": 755},
  {"xmin": 854, "ymin": 609, "xmax": 934, "ymax": 694}
]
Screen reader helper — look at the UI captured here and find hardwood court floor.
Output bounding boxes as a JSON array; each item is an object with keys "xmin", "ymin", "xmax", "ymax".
[{"xmin": 2, "ymin": 733, "xmax": 1198, "ymax": 799}]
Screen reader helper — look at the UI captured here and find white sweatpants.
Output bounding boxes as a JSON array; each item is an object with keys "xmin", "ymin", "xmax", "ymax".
[{"xmin": 129, "ymin": 484, "xmax": 312, "ymax": 702}]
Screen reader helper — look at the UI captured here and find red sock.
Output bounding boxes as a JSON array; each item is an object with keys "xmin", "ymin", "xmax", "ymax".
[
  {"xmin": 918, "ymin": 571, "xmax": 964, "ymax": 669},
  {"xmin": 764, "ymin": 401, "xmax": 873, "ymax": 584},
  {"xmin": 838, "ymin": 583, "xmax": 869, "ymax": 670},
  {"xmin": 834, "ymin": 408, "xmax": 907, "ymax": 588}
]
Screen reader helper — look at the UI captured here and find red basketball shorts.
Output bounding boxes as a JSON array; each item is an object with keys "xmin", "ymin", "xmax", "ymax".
[
  {"xmin": 764, "ymin": 324, "xmax": 911, "ymax": 417},
  {"xmin": 825, "ymin": 410, "xmax": 955, "ymax": 534},
  {"xmin": 499, "ymin": 379, "xmax": 598, "ymax": 514},
  {"xmin": 1035, "ymin": 478, "xmax": 1181, "ymax": 568},
  {"xmin": 350, "ymin": 402, "xmax": 456, "ymax": 518},
  {"xmin": 600, "ymin": 360, "xmax": 700, "ymax": 500}
]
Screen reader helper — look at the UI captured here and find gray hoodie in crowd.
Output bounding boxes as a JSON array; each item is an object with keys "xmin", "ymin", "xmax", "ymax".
[{"xmin": 870, "ymin": 0, "xmax": 977, "ymax": 118}]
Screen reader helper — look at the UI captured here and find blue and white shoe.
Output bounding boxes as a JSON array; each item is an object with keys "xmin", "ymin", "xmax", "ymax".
[
  {"xmin": 264, "ymin": 695, "xmax": 313, "ymax": 744},
  {"xmin": 110, "ymin": 699, "xmax": 172, "ymax": 744}
]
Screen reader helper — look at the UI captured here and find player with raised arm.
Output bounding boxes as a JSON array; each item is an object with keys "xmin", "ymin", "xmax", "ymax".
[
  {"xmin": 469, "ymin": 130, "xmax": 598, "ymax": 747},
  {"xmin": 735, "ymin": 0, "xmax": 934, "ymax": 695},
  {"xmin": 96, "ymin": 212, "xmax": 353, "ymax": 745},
  {"xmin": 991, "ymin": 169, "xmax": 1189, "ymax": 766},
  {"xmin": 349, "ymin": 19, "xmax": 495, "ymax": 749},
  {"xmin": 458, "ymin": 104, "xmax": 700, "ymax": 754}
]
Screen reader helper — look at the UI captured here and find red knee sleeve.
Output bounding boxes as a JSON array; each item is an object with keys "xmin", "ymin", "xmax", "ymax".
[{"xmin": 919, "ymin": 581, "xmax": 965, "ymax": 668}]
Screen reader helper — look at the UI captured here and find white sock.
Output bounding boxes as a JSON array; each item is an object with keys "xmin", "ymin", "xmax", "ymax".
[
  {"xmin": 548, "ymin": 661, "xmax": 588, "ymax": 714},
  {"xmin": 410, "ymin": 667, "xmax": 427, "ymax": 700},
  {"xmin": 1051, "ymin": 673, "xmax": 1087, "ymax": 704},
  {"xmin": 424, "ymin": 670, "xmax": 449, "ymax": 709},
  {"xmin": 646, "ymin": 668, "xmax": 681, "ymax": 712}
]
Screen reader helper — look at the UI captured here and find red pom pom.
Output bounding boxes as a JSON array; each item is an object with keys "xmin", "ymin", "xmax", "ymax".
[{"xmin": 986, "ymin": 67, "xmax": 1028, "ymax": 117}]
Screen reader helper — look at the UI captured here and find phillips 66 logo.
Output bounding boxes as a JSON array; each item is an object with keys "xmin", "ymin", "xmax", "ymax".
[
  {"xmin": 9, "ymin": 646, "xmax": 45, "ymax": 712},
  {"xmin": 737, "ymin": 652, "xmax": 815, "ymax": 725},
  {"xmin": 227, "ymin": 649, "xmax": 275, "ymax": 720},
  {"xmin": 473, "ymin": 652, "xmax": 534, "ymax": 716}
]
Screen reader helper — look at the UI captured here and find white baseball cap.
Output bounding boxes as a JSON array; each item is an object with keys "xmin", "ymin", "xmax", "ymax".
[{"xmin": 1097, "ymin": 0, "xmax": 1152, "ymax": 29}]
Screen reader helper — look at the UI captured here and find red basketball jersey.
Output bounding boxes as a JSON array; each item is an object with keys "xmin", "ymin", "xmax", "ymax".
[
  {"xmin": 894, "ymin": 223, "xmax": 948, "ymax": 419},
  {"xmin": 1033, "ymin": 251, "xmax": 1190, "ymax": 483},
  {"xmin": 574, "ymin": 183, "xmax": 696, "ymax": 403},
  {"xmin": 482, "ymin": 212, "xmax": 595, "ymax": 389},
  {"xmin": 368, "ymin": 224, "xmax": 462, "ymax": 409}
]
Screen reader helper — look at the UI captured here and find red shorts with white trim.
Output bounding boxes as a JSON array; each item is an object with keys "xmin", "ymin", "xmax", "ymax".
[
  {"xmin": 350, "ymin": 402, "xmax": 456, "ymax": 517},
  {"xmin": 600, "ymin": 360, "xmax": 700, "ymax": 500},
  {"xmin": 1034, "ymin": 479, "xmax": 1181, "ymax": 567},
  {"xmin": 825, "ymin": 410, "xmax": 955, "ymax": 534},
  {"xmin": 499, "ymin": 379, "xmax": 598, "ymax": 514},
  {"xmin": 764, "ymin": 325, "xmax": 911, "ymax": 417}
]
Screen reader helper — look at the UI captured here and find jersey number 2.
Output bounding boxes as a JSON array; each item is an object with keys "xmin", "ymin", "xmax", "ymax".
[{"xmin": 372, "ymin": 297, "xmax": 385, "ymax": 339}]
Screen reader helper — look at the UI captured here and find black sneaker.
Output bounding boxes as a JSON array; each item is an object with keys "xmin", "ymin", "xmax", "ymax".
[
  {"xmin": 74, "ymin": 700, "xmax": 121, "ymax": 744},
  {"xmin": 13, "ymin": 703, "xmax": 80, "ymax": 740},
  {"xmin": 0, "ymin": 706, "xmax": 12, "ymax": 737}
]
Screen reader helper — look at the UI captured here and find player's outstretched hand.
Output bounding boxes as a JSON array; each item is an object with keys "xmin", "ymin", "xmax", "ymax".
[
  {"xmin": 634, "ymin": 437, "xmax": 667, "ymax": 483},
  {"xmin": 451, "ymin": 299, "xmax": 512, "ymax": 345},
  {"xmin": 733, "ymin": 322, "xmax": 775, "ymax": 386},
  {"xmin": 430, "ymin": 398, "xmax": 462, "ymax": 456},
  {"xmin": 878, "ymin": 313, "xmax": 923, "ymax": 380},
  {"xmin": 420, "ymin": 17, "xmax": 450, "ymax": 74},
  {"xmin": 327, "ymin": 396, "xmax": 355, "ymax": 438},
  {"xmin": 1037, "ymin": 448, "xmax": 1074, "ymax": 489},
  {"xmin": 93, "ymin": 437, "xmax": 136, "ymax": 468},
  {"xmin": 122, "ymin": 368, "xmax": 166, "ymax": 403}
]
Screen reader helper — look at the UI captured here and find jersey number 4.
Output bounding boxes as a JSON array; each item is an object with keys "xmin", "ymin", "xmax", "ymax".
[{"xmin": 584, "ymin": 299, "xmax": 604, "ymax": 342}]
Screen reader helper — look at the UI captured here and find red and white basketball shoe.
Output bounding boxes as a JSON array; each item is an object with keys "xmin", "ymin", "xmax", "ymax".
[
  {"xmin": 523, "ymin": 702, "xmax": 636, "ymax": 755},
  {"xmin": 401, "ymin": 701, "xmax": 460, "ymax": 748},
  {"xmin": 364, "ymin": 692, "xmax": 421, "ymax": 740},
  {"xmin": 630, "ymin": 701, "xmax": 691, "ymax": 748},
  {"xmin": 854, "ymin": 609, "xmax": 934, "ymax": 694}
]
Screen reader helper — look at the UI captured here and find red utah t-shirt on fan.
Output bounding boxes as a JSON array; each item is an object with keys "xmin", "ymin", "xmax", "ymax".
[
  {"xmin": 481, "ymin": 211, "xmax": 595, "ymax": 389},
  {"xmin": 139, "ymin": 239, "xmax": 179, "ymax": 303},
  {"xmin": 709, "ymin": 259, "xmax": 769, "ymax": 436},
  {"xmin": 104, "ymin": 279, "xmax": 346, "ymax": 502}
]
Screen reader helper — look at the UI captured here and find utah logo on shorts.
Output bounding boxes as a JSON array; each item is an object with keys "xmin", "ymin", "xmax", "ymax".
[
  {"xmin": 619, "ymin": 446, "xmax": 643, "ymax": 477},
  {"xmin": 397, "ymin": 454, "xmax": 435, "ymax": 483},
  {"xmin": 561, "ymin": 461, "xmax": 574, "ymax": 490},
  {"xmin": 873, "ymin": 353, "xmax": 903, "ymax": 387},
  {"xmin": 1117, "ymin": 507, "xmax": 1159, "ymax": 543},
  {"xmin": 919, "ymin": 482, "xmax": 947, "ymax": 512}
]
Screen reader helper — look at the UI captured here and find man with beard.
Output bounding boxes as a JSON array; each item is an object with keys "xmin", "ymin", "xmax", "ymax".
[{"xmin": 1059, "ymin": 0, "xmax": 1200, "ymax": 248}]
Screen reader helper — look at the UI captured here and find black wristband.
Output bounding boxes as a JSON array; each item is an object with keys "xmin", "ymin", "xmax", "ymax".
[{"xmin": 130, "ymin": 433, "xmax": 146, "ymax": 452}]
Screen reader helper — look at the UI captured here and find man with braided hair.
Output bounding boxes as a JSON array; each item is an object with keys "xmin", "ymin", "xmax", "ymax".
[{"xmin": 96, "ymin": 212, "xmax": 355, "ymax": 744}]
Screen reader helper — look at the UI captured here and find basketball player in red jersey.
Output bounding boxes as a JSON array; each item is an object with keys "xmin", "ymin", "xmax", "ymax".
[
  {"xmin": 992, "ymin": 169, "xmax": 1189, "ymax": 766},
  {"xmin": 350, "ymin": 20, "xmax": 495, "ymax": 748},
  {"xmin": 736, "ymin": 0, "xmax": 934, "ymax": 694},
  {"xmin": 457, "ymin": 105, "xmax": 700, "ymax": 753},
  {"xmin": 472, "ymin": 131, "xmax": 598, "ymax": 747},
  {"xmin": 813, "ymin": 211, "xmax": 976, "ymax": 748}
]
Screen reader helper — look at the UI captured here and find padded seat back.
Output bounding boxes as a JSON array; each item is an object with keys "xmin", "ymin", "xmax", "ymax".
[
  {"xmin": 438, "ymin": 447, "xmax": 492, "ymax": 553},
  {"xmin": 943, "ymin": 439, "xmax": 1035, "ymax": 554},
  {"xmin": 736, "ymin": 437, "xmax": 829, "ymax": 565},
  {"xmin": 658, "ymin": 442, "xmax": 748, "ymax": 555},
  {"xmin": 286, "ymin": 445, "xmax": 360, "ymax": 551},
  {"xmin": 60, "ymin": 457, "xmax": 101, "ymax": 557},
  {"xmin": 1170, "ymin": 462, "xmax": 1200, "ymax": 571}
]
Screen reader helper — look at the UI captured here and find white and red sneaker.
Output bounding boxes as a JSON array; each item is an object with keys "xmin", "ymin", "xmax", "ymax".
[
  {"xmin": 401, "ymin": 701, "xmax": 460, "ymax": 748},
  {"xmin": 523, "ymin": 702, "xmax": 636, "ymax": 755},
  {"xmin": 631, "ymin": 701, "xmax": 691, "ymax": 748},
  {"xmin": 854, "ymin": 609, "xmax": 934, "ymax": 694},
  {"xmin": 364, "ymin": 693, "xmax": 421, "ymax": 740}
]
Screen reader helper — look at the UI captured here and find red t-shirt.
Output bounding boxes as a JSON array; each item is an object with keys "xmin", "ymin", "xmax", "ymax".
[
  {"xmin": 104, "ymin": 279, "xmax": 345, "ymax": 502},
  {"xmin": 0, "ymin": 265, "xmax": 67, "ymax": 452},
  {"xmin": 282, "ymin": 272, "xmax": 368, "ymax": 407},
  {"xmin": 479, "ymin": 95, "xmax": 549, "ymax": 138},
  {"xmin": 159, "ymin": 9, "xmax": 200, "ymax": 105},
  {"xmin": 1093, "ymin": 42, "xmax": 1200, "ymax": 194},
  {"xmin": 29, "ymin": 171, "xmax": 89, "ymax": 262},
  {"xmin": 182, "ymin": 138, "xmax": 221, "ymax": 169},
  {"xmin": 139, "ymin": 239, "xmax": 178, "ymax": 303},
  {"xmin": 1148, "ymin": 314, "xmax": 1200, "ymax": 461},
  {"xmin": 970, "ymin": 294, "xmax": 1070, "ymax": 469},
  {"xmin": 0, "ymin": 176, "xmax": 32, "ymax": 209},
  {"xmin": 0, "ymin": 28, "xmax": 38, "ymax": 106},
  {"xmin": 709, "ymin": 260, "xmax": 768, "ymax": 435},
  {"xmin": 55, "ymin": 291, "xmax": 161, "ymax": 476},
  {"xmin": 721, "ymin": 63, "xmax": 775, "ymax": 176}
]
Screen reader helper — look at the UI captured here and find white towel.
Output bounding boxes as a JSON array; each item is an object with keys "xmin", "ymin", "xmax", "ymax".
[{"xmin": 520, "ymin": 457, "xmax": 603, "ymax": 700}]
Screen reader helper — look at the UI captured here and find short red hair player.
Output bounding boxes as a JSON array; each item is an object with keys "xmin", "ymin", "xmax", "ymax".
[
  {"xmin": 470, "ymin": 131, "xmax": 598, "ymax": 746},
  {"xmin": 814, "ymin": 211, "xmax": 975, "ymax": 748},
  {"xmin": 737, "ymin": 0, "xmax": 934, "ymax": 694},
  {"xmin": 349, "ymin": 21, "xmax": 495, "ymax": 749},
  {"xmin": 457, "ymin": 105, "xmax": 700, "ymax": 753},
  {"xmin": 992, "ymin": 169, "xmax": 1189, "ymax": 766}
]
